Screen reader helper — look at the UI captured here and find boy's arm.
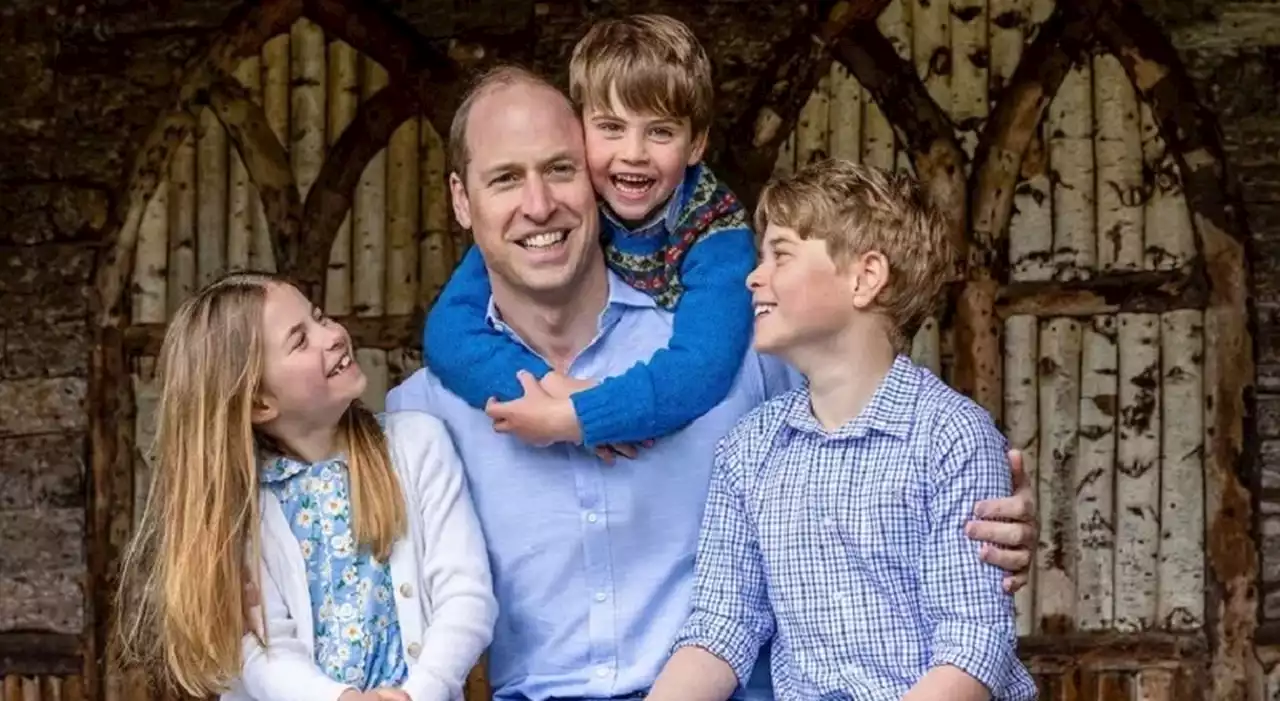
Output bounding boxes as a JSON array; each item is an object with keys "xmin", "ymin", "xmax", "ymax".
[
  {"xmin": 911, "ymin": 410, "xmax": 1032, "ymax": 701},
  {"xmin": 570, "ymin": 227, "xmax": 756, "ymax": 446},
  {"xmin": 648, "ymin": 437, "xmax": 773, "ymax": 701},
  {"xmin": 422, "ymin": 245, "xmax": 553, "ymax": 408}
]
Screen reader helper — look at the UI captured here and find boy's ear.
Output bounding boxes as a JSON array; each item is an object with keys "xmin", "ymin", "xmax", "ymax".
[
  {"xmin": 449, "ymin": 171, "xmax": 473, "ymax": 230},
  {"xmin": 250, "ymin": 393, "xmax": 278, "ymax": 426},
  {"xmin": 687, "ymin": 128, "xmax": 709, "ymax": 166},
  {"xmin": 849, "ymin": 251, "xmax": 890, "ymax": 310}
]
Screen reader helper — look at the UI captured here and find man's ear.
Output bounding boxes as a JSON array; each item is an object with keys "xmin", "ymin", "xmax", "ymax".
[
  {"xmin": 849, "ymin": 250, "xmax": 890, "ymax": 310},
  {"xmin": 687, "ymin": 128, "xmax": 709, "ymax": 166},
  {"xmin": 250, "ymin": 393, "xmax": 277, "ymax": 426},
  {"xmin": 449, "ymin": 171, "xmax": 473, "ymax": 230}
]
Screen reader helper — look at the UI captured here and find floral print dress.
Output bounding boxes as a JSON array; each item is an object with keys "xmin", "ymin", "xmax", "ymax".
[{"xmin": 261, "ymin": 452, "xmax": 410, "ymax": 690}]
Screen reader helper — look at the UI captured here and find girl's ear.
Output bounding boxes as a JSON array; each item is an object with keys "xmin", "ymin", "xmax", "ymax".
[{"xmin": 250, "ymin": 393, "xmax": 277, "ymax": 426}]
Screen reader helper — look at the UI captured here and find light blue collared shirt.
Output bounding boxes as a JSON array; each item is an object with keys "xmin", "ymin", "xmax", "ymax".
[{"xmin": 387, "ymin": 269, "xmax": 800, "ymax": 701}]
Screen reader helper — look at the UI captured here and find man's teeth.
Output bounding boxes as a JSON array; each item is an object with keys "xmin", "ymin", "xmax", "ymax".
[
  {"xmin": 521, "ymin": 230, "xmax": 568, "ymax": 249},
  {"xmin": 328, "ymin": 353, "xmax": 351, "ymax": 378},
  {"xmin": 754, "ymin": 304, "xmax": 775, "ymax": 317}
]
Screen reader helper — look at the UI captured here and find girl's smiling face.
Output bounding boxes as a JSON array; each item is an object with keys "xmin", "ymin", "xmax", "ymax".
[{"xmin": 254, "ymin": 283, "xmax": 366, "ymax": 433}]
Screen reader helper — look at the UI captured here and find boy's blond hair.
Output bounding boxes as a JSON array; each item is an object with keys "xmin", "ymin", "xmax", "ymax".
[
  {"xmin": 568, "ymin": 13, "xmax": 714, "ymax": 136},
  {"xmin": 754, "ymin": 158, "xmax": 954, "ymax": 352}
]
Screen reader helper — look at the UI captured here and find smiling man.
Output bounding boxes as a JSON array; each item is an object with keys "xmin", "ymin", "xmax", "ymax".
[{"xmin": 386, "ymin": 65, "xmax": 1039, "ymax": 701}]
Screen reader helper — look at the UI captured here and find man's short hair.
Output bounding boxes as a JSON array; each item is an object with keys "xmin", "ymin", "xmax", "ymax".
[
  {"xmin": 447, "ymin": 64, "xmax": 569, "ymax": 183},
  {"xmin": 754, "ymin": 159, "xmax": 955, "ymax": 352},
  {"xmin": 568, "ymin": 14, "xmax": 714, "ymax": 136}
]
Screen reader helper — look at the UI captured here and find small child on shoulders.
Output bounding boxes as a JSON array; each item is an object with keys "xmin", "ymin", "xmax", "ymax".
[
  {"xmin": 423, "ymin": 14, "xmax": 756, "ymax": 455},
  {"xmin": 646, "ymin": 159, "xmax": 1038, "ymax": 701}
]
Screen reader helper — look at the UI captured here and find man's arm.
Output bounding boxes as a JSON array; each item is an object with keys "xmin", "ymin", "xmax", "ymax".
[
  {"xmin": 648, "ymin": 436, "xmax": 775, "ymax": 701},
  {"xmin": 910, "ymin": 408, "xmax": 1036, "ymax": 701}
]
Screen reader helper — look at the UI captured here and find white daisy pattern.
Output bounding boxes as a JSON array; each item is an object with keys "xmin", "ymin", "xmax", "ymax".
[{"xmin": 261, "ymin": 443, "xmax": 409, "ymax": 690}]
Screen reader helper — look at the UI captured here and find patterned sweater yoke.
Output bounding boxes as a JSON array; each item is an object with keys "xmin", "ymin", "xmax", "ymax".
[{"xmin": 605, "ymin": 165, "xmax": 749, "ymax": 310}]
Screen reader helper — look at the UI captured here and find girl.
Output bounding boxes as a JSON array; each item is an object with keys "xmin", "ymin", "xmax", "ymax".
[{"xmin": 117, "ymin": 272, "xmax": 497, "ymax": 701}]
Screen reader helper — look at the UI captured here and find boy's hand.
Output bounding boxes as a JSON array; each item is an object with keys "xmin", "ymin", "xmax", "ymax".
[
  {"xmin": 965, "ymin": 449, "xmax": 1039, "ymax": 593},
  {"xmin": 373, "ymin": 689, "xmax": 411, "ymax": 701},
  {"xmin": 594, "ymin": 439, "xmax": 656, "ymax": 465},
  {"xmin": 486, "ymin": 371, "xmax": 583, "ymax": 445},
  {"xmin": 539, "ymin": 371, "xmax": 598, "ymax": 398}
]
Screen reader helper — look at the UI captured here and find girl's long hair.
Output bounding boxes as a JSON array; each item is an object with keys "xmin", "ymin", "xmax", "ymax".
[{"xmin": 115, "ymin": 271, "xmax": 406, "ymax": 697}]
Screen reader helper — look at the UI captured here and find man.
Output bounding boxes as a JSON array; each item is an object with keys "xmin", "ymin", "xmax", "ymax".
[{"xmin": 386, "ymin": 66, "xmax": 1038, "ymax": 701}]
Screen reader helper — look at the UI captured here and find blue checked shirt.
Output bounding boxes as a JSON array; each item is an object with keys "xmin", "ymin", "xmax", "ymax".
[{"xmin": 672, "ymin": 355, "xmax": 1038, "ymax": 701}]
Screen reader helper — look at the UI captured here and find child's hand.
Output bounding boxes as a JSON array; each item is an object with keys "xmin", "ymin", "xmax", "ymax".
[
  {"xmin": 373, "ymin": 689, "xmax": 411, "ymax": 701},
  {"xmin": 594, "ymin": 440, "xmax": 656, "ymax": 465},
  {"xmin": 539, "ymin": 370, "xmax": 597, "ymax": 398},
  {"xmin": 486, "ymin": 370, "xmax": 584, "ymax": 445}
]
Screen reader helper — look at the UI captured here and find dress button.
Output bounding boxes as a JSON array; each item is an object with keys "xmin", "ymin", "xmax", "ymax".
[
  {"xmin": 407, "ymin": 642, "xmax": 422, "ymax": 658},
  {"xmin": 399, "ymin": 583, "xmax": 413, "ymax": 598}
]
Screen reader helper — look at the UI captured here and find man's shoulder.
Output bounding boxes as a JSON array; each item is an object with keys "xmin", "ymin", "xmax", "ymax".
[{"xmin": 385, "ymin": 367, "xmax": 451, "ymax": 415}]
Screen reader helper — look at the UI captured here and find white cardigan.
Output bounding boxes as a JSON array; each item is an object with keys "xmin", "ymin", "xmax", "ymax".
[{"xmin": 222, "ymin": 411, "xmax": 498, "ymax": 701}]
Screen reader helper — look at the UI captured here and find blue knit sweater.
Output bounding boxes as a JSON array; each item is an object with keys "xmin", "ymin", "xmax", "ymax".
[{"xmin": 421, "ymin": 163, "xmax": 756, "ymax": 447}]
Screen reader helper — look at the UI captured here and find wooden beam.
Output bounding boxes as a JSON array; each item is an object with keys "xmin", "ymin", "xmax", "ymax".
[
  {"xmin": 198, "ymin": 72, "xmax": 302, "ymax": 284},
  {"xmin": 303, "ymin": 0, "xmax": 466, "ymax": 142},
  {"xmin": 997, "ymin": 267, "xmax": 1208, "ymax": 318},
  {"xmin": 124, "ymin": 313, "xmax": 425, "ymax": 357},
  {"xmin": 85, "ymin": 326, "xmax": 137, "ymax": 701},
  {"xmin": 1095, "ymin": 3, "xmax": 1261, "ymax": 699},
  {"xmin": 298, "ymin": 84, "xmax": 421, "ymax": 304},
  {"xmin": 1018, "ymin": 631, "xmax": 1207, "ymax": 670},
  {"xmin": 715, "ymin": 0, "xmax": 893, "ymax": 208},
  {"xmin": 968, "ymin": 2, "xmax": 1098, "ymax": 273},
  {"xmin": 0, "ymin": 633, "xmax": 81, "ymax": 677}
]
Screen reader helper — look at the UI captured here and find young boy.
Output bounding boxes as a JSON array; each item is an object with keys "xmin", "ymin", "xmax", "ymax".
[
  {"xmin": 422, "ymin": 14, "xmax": 756, "ymax": 453},
  {"xmin": 646, "ymin": 160, "xmax": 1038, "ymax": 701}
]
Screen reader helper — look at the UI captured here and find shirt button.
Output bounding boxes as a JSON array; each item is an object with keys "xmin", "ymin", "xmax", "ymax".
[
  {"xmin": 586, "ymin": 512, "xmax": 598, "ymax": 524},
  {"xmin": 822, "ymin": 517, "xmax": 835, "ymax": 529},
  {"xmin": 399, "ymin": 583, "xmax": 413, "ymax": 598},
  {"xmin": 595, "ymin": 591, "xmax": 608, "ymax": 602},
  {"xmin": 595, "ymin": 665, "xmax": 610, "ymax": 678},
  {"xmin": 407, "ymin": 642, "xmax": 421, "ymax": 658}
]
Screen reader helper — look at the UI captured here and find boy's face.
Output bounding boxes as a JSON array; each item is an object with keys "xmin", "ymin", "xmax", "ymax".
[
  {"xmin": 747, "ymin": 223, "xmax": 889, "ymax": 359},
  {"xmin": 583, "ymin": 87, "xmax": 707, "ymax": 224}
]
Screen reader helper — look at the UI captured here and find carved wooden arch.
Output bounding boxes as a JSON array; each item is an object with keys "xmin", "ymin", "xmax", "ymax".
[{"xmin": 85, "ymin": 1, "xmax": 481, "ymax": 698}]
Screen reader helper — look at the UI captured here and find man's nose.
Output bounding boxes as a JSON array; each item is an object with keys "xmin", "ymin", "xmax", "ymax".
[{"xmin": 522, "ymin": 175, "xmax": 555, "ymax": 222}]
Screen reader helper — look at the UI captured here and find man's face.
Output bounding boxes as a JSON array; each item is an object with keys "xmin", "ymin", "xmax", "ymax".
[{"xmin": 449, "ymin": 82, "xmax": 600, "ymax": 302}]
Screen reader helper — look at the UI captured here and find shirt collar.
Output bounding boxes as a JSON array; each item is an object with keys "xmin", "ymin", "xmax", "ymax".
[
  {"xmin": 259, "ymin": 451, "xmax": 347, "ymax": 484},
  {"xmin": 781, "ymin": 354, "xmax": 919, "ymax": 440},
  {"xmin": 599, "ymin": 163, "xmax": 704, "ymax": 238},
  {"xmin": 484, "ymin": 268, "xmax": 659, "ymax": 339}
]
